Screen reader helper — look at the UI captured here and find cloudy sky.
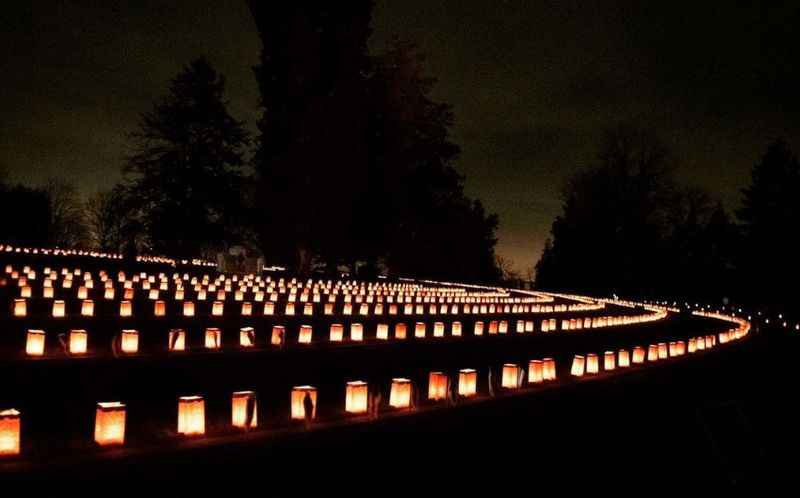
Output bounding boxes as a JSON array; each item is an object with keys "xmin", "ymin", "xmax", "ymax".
[{"xmin": 2, "ymin": 1, "xmax": 799, "ymax": 272}]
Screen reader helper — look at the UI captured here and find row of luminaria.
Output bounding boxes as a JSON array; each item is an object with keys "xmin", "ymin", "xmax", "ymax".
[
  {"xmin": 9, "ymin": 297, "xmax": 598, "ymax": 319},
  {"xmin": 5, "ymin": 264, "xmax": 555, "ymax": 306},
  {"xmin": 1, "ymin": 363, "xmax": 551, "ymax": 455},
  {"xmin": 18, "ymin": 310, "xmax": 667, "ymax": 357},
  {"xmin": 1, "ymin": 244, "xmax": 215, "ymax": 267},
  {"xmin": 1, "ymin": 318, "xmax": 749, "ymax": 457}
]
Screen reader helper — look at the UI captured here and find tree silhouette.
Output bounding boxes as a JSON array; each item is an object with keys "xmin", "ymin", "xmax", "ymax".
[
  {"xmin": 535, "ymin": 125, "xmax": 736, "ymax": 299},
  {"xmin": 249, "ymin": 1, "xmax": 373, "ymax": 273},
  {"xmin": 536, "ymin": 126, "xmax": 677, "ymax": 296},
  {"xmin": 250, "ymin": 3, "xmax": 501, "ymax": 281},
  {"xmin": 664, "ymin": 190, "xmax": 737, "ymax": 300},
  {"xmin": 123, "ymin": 57, "xmax": 249, "ymax": 258},
  {"xmin": 0, "ymin": 181, "xmax": 50, "ymax": 247},
  {"xmin": 1, "ymin": 174, "xmax": 91, "ymax": 249},
  {"xmin": 44, "ymin": 178, "xmax": 89, "ymax": 248},
  {"xmin": 365, "ymin": 40, "xmax": 499, "ymax": 282},
  {"xmin": 737, "ymin": 139, "xmax": 800, "ymax": 307},
  {"xmin": 84, "ymin": 187, "xmax": 132, "ymax": 252}
]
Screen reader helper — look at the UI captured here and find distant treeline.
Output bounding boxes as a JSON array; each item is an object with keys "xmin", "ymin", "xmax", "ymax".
[
  {"xmin": 0, "ymin": 177, "xmax": 93, "ymax": 251},
  {"xmin": 535, "ymin": 127, "xmax": 800, "ymax": 310}
]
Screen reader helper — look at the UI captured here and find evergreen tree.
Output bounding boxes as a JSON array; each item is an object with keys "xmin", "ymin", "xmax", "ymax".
[
  {"xmin": 737, "ymin": 139, "xmax": 800, "ymax": 306},
  {"xmin": 368, "ymin": 41, "xmax": 499, "ymax": 282},
  {"xmin": 250, "ymin": 2, "xmax": 501, "ymax": 281},
  {"xmin": 123, "ymin": 57, "xmax": 249, "ymax": 258},
  {"xmin": 249, "ymin": 0, "xmax": 373, "ymax": 273}
]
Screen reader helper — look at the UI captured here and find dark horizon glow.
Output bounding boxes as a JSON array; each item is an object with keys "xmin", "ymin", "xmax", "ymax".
[{"xmin": 2, "ymin": 1, "xmax": 799, "ymax": 273}]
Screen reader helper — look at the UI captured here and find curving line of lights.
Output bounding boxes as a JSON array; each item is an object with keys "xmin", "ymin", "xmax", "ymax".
[
  {"xmin": 0, "ymin": 254, "xmax": 753, "ymax": 461},
  {"xmin": 0, "ymin": 305, "xmax": 749, "ymax": 458}
]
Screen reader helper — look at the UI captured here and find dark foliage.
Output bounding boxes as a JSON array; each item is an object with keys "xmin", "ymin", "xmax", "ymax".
[
  {"xmin": 366, "ymin": 41, "xmax": 500, "ymax": 283},
  {"xmin": 0, "ymin": 175, "xmax": 91, "ymax": 250},
  {"xmin": 43, "ymin": 178, "xmax": 89, "ymax": 248},
  {"xmin": 249, "ymin": 1, "xmax": 373, "ymax": 273},
  {"xmin": 123, "ymin": 57, "xmax": 249, "ymax": 258},
  {"xmin": 84, "ymin": 186, "xmax": 138, "ymax": 253},
  {"xmin": 0, "ymin": 182, "xmax": 51, "ymax": 247},
  {"xmin": 737, "ymin": 139, "xmax": 800, "ymax": 308},
  {"xmin": 535, "ymin": 126, "xmax": 737, "ymax": 300},
  {"xmin": 249, "ymin": 3, "xmax": 500, "ymax": 281}
]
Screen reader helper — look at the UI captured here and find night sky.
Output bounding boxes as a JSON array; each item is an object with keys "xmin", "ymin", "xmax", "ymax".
[{"xmin": 2, "ymin": 1, "xmax": 799, "ymax": 272}]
